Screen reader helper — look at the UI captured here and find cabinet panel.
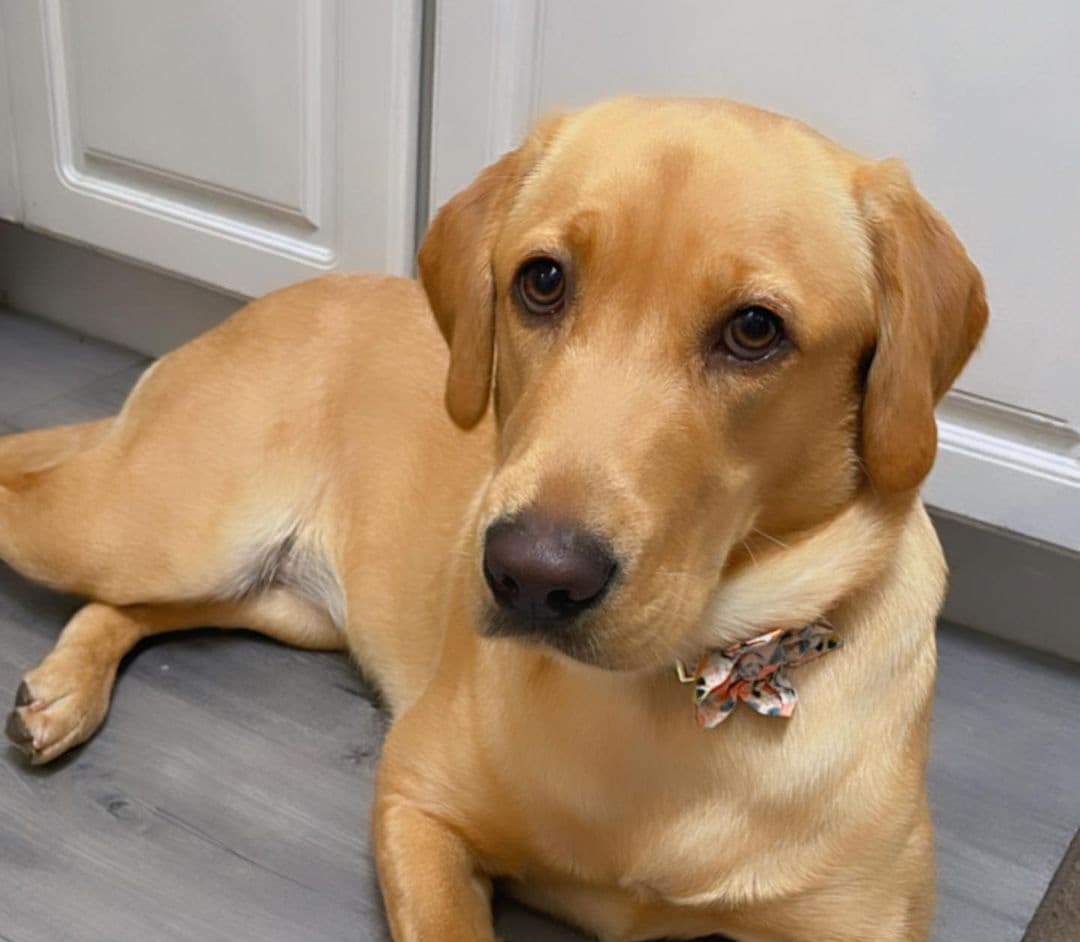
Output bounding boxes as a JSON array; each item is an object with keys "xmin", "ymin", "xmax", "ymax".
[
  {"xmin": 431, "ymin": 0, "xmax": 1079, "ymax": 549},
  {"xmin": 530, "ymin": 0, "xmax": 1080, "ymax": 426},
  {"xmin": 434, "ymin": 0, "xmax": 1079, "ymax": 423},
  {"xmin": 3, "ymin": 0, "xmax": 419, "ymax": 295},
  {"xmin": 68, "ymin": 0, "xmax": 311, "ymax": 220}
]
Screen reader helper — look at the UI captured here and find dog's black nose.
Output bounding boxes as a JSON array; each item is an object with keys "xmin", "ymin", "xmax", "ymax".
[{"xmin": 483, "ymin": 513, "xmax": 617, "ymax": 622}]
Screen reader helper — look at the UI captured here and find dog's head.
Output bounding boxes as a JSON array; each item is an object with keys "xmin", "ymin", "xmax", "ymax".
[{"xmin": 419, "ymin": 97, "xmax": 987, "ymax": 670}]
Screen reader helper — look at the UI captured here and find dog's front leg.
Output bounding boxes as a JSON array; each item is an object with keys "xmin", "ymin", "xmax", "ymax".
[{"xmin": 373, "ymin": 793, "xmax": 497, "ymax": 941}]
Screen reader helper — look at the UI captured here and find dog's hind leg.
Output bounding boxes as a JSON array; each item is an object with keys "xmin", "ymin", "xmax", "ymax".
[
  {"xmin": 4, "ymin": 589, "xmax": 344, "ymax": 765},
  {"xmin": 0, "ymin": 408, "xmax": 283, "ymax": 605}
]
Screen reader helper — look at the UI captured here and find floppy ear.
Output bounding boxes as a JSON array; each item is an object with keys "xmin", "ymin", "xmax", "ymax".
[
  {"xmin": 417, "ymin": 153, "xmax": 519, "ymax": 427},
  {"xmin": 855, "ymin": 159, "xmax": 989, "ymax": 492},
  {"xmin": 419, "ymin": 114, "xmax": 566, "ymax": 428}
]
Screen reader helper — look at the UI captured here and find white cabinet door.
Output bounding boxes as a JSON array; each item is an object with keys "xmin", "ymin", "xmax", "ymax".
[
  {"xmin": 0, "ymin": 6, "xmax": 20, "ymax": 222},
  {"xmin": 430, "ymin": 0, "xmax": 1079, "ymax": 550},
  {"xmin": 1, "ymin": 0, "xmax": 419, "ymax": 295}
]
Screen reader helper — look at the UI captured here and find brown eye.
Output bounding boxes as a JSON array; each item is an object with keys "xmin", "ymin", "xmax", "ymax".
[
  {"xmin": 720, "ymin": 306, "xmax": 784, "ymax": 360},
  {"xmin": 516, "ymin": 257, "xmax": 566, "ymax": 315}
]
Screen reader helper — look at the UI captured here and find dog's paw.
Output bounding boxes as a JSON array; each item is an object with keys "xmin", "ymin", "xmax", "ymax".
[{"xmin": 5, "ymin": 647, "xmax": 114, "ymax": 765}]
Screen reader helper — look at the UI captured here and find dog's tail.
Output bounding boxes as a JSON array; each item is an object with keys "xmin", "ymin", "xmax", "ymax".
[
  {"xmin": 0, "ymin": 419, "xmax": 116, "ymax": 591},
  {"xmin": 0, "ymin": 419, "xmax": 112, "ymax": 485}
]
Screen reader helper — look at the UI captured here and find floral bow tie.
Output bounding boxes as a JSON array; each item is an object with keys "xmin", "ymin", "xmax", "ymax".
[{"xmin": 676, "ymin": 620, "xmax": 842, "ymax": 728}]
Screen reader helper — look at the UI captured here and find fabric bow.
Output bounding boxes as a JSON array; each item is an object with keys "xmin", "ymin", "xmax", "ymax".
[{"xmin": 677, "ymin": 620, "xmax": 842, "ymax": 729}]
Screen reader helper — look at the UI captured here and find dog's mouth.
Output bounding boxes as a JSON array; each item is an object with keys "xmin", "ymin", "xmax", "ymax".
[
  {"xmin": 480, "ymin": 595, "xmax": 597, "ymax": 655},
  {"xmin": 477, "ymin": 586, "xmax": 693, "ymax": 673},
  {"xmin": 479, "ymin": 601, "xmax": 628, "ymax": 669}
]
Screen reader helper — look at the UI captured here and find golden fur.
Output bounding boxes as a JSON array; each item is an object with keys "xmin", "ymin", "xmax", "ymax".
[{"xmin": 1, "ymin": 98, "xmax": 987, "ymax": 941}]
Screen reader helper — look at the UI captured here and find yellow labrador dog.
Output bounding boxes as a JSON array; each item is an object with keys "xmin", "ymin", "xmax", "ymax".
[{"xmin": 2, "ymin": 98, "xmax": 986, "ymax": 941}]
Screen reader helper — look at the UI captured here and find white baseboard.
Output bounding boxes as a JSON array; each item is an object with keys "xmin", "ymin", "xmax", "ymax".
[
  {"xmin": 926, "ymin": 391, "xmax": 1079, "ymax": 551},
  {"xmin": 0, "ymin": 219, "xmax": 242, "ymax": 356},
  {"xmin": 933, "ymin": 510, "xmax": 1079, "ymax": 662},
  {"xmin": 927, "ymin": 386, "xmax": 1078, "ymax": 660}
]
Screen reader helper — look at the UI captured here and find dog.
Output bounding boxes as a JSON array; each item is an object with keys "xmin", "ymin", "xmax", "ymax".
[{"xmin": 2, "ymin": 97, "xmax": 986, "ymax": 941}]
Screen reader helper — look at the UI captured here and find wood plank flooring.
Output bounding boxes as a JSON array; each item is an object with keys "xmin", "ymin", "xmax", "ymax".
[{"xmin": 1, "ymin": 308, "xmax": 1078, "ymax": 941}]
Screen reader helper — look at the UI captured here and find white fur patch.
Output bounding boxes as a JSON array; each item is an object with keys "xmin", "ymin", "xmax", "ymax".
[
  {"xmin": 227, "ymin": 521, "xmax": 346, "ymax": 630},
  {"xmin": 703, "ymin": 495, "xmax": 902, "ymax": 648}
]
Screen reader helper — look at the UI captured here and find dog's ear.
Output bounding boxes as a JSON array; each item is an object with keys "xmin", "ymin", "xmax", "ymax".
[
  {"xmin": 855, "ymin": 159, "xmax": 988, "ymax": 492},
  {"xmin": 418, "ymin": 117, "xmax": 563, "ymax": 428},
  {"xmin": 418, "ymin": 152, "xmax": 521, "ymax": 428}
]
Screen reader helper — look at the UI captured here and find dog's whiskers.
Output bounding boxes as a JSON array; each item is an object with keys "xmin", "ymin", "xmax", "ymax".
[{"xmin": 751, "ymin": 527, "xmax": 791, "ymax": 551}]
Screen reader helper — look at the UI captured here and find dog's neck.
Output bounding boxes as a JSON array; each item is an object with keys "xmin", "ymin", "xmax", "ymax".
[
  {"xmin": 655, "ymin": 490, "xmax": 915, "ymax": 727},
  {"xmin": 698, "ymin": 490, "xmax": 910, "ymax": 652}
]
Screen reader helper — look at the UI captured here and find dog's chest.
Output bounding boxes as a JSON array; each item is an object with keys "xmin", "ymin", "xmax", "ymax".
[
  {"xmin": 466, "ymin": 660, "xmax": 875, "ymax": 935},
  {"xmin": 505, "ymin": 873, "xmax": 739, "ymax": 942},
  {"xmin": 486, "ymin": 745, "xmax": 855, "ymax": 942},
  {"xmin": 477, "ymin": 708, "xmax": 806, "ymax": 921},
  {"xmin": 499, "ymin": 793, "xmax": 771, "ymax": 942}
]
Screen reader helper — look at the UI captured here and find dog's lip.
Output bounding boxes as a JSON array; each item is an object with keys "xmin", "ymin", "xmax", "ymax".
[
  {"xmin": 479, "ymin": 601, "xmax": 582, "ymax": 639},
  {"xmin": 478, "ymin": 602, "xmax": 650, "ymax": 672},
  {"xmin": 481, "ymin": 602, "xmax": 594, "ymax": 653}
]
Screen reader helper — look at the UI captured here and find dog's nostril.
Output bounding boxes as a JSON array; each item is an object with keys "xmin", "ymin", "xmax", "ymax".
[{"xmin": 544, "ymin": 588, "xmax": 592, "ymax": 619}]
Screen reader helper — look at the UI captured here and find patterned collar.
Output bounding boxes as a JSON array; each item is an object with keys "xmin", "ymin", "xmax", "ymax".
[{"xmin": 676, "ymin": 620, "xmax": 842, "ymax": 728}]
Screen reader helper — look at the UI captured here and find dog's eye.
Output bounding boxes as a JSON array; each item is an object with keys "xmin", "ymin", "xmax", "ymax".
[
  {"xmin": 719, "ymin": 307, "xmax": 784, "ymax": 361},
  {"xmin": 516, "ymin": 258, "xmax": 566, "ymax": 315}
]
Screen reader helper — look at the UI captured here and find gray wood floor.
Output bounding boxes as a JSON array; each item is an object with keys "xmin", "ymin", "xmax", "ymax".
[{"xmin": 1, "ymin": 307, "xmax": 1078, "ymax": 942}]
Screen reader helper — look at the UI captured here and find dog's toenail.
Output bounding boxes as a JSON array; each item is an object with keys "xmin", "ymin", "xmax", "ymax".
[
  {"xmin": 5, "ymin": 709, "xmax": 32, "ymax": 746},
  {"xmin": 15, "ymin": 681, "xmax": 32, "ymax": 707}
]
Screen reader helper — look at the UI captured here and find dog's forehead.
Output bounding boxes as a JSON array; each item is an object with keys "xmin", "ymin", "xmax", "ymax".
[
  {"xmin": 507, "ymin": 100, "xmax": 871, "ymax": 302},
  {"xmin": 533, "ymin": 99, "xmax": 851, "ymax": 210}
]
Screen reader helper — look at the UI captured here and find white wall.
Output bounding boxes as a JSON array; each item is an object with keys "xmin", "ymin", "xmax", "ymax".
[{"xmin": 0, "ymin": 5, "xmax": 21, "ymax": 222}]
